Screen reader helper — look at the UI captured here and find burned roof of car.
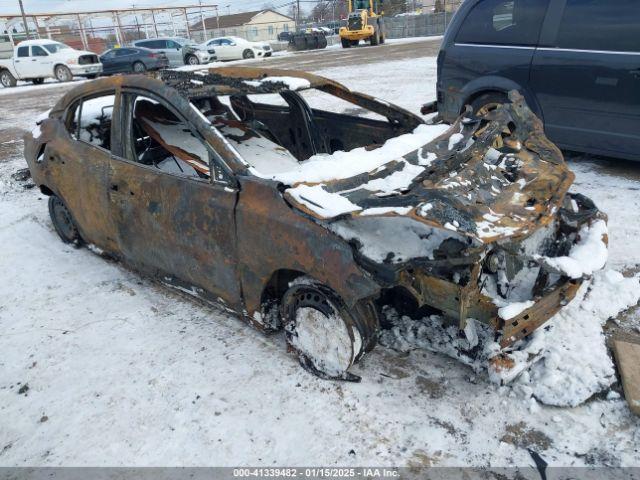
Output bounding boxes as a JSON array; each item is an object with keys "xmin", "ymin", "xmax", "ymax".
[{"xmin": 157, "ymin": 67, "xmax": 344, "ymax": 99}]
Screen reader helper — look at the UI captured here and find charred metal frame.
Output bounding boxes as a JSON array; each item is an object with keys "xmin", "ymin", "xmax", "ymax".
[{"xmin": 24, "ymin": 68, "xmax": 606, "ymax": 362}]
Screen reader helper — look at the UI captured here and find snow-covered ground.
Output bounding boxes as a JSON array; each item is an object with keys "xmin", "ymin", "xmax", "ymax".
[{"xmin": 1, "ymin": 54, "xmax": 639, "ymax": 467}]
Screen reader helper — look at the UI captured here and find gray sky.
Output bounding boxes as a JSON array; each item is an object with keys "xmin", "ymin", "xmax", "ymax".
[{"xmin": 0, "ymin": 0, "xmax": 297, "ymax": 16}]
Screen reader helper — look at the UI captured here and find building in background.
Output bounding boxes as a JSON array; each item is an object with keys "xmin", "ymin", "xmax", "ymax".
[{"xmin": 190, "ymin": 10, "xmax": 295, "ymax": 42}]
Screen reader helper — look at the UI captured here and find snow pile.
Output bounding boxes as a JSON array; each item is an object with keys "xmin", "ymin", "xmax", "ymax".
[
  {"xmin": 380, "ymin": 269, "xmax": 640, "ymax": 407},
  {"xmin": 287, "ymin": 184, "xmax": 362, "ymax": 218},
  {"xmin": 537, "ymin": 220, "xmax": 609, "ymax": 279},
  {"xmin": 261, "ymin": 123, "xmax": 449, "ymax": 185},
  {"xmin": 516, "ymin": 270, "xmax": 640, "ymax": 407},
  {"xmin": 243, "ymin": 76, "xmax": 311, "ymax": 91}
]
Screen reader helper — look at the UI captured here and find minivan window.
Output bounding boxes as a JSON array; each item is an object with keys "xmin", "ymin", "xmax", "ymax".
[
  {"xmin": 455, "ymin": 0, "xmax": 549, "ymax": 46},
  {"xmin": 555, "ymin": 0, "xmax": 640, "ymax": 53}
]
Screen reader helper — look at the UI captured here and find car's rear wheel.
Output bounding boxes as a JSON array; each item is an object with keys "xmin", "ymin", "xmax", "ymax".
[
  {"xmin": 242, "ymin": 49, "xmax": 255, "ymax": 59},
  {"xmin": 55, "ymin": 65, "xmax": 73, "ymax": 82},
  {"xmin": 185, "ymin": 54, "xmax": 199, "ymax": 65},
  {"xmin": 470, "ymin": 91, "xmax": 509, "ymax": 117},
  {"xmin": 0, "ymin": 69, "xmax": 17, "ymax": 88},
  {"xmin": 48, "ymin": 195, "xmax": 81, "ymax": 245},
  {"xmin": 282, "ymin": 277, "xmax": 371, "ymax": 381},
  {"xmin": 31, "ymin": 78, "xmax": 44, "ymax": 85},
  {"xmin": 132, "ymin": 61, "xmax": 146, "ymax": 73}
]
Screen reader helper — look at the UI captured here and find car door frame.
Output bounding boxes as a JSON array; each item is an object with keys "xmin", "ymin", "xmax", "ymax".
[{"xmin": 107, "ymin": 85, "xmax": 244, "ymax": 310}]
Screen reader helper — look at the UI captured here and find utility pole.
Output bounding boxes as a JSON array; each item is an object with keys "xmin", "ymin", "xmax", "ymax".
[
  {"xmin": 215, "ymin": 5, "xmax": 219, "ymax": 36},
  {"xmin": 199, "ymin": 0, "xmax": 207, "ymax": 42},
  {"xmin": 18, "ymin": 0, "xmax": 30, "ymax": 39},
  {"xmin": 295, "ymin": 0, "xmax": 300, "ymax": 30}
]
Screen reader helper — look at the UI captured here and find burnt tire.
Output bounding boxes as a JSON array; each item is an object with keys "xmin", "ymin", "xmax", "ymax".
[
  {"xmin": 341, "ymin": 38, "xmax": 351, "ymax": 48},
  {"xmin": 282, "ymin": 277, "xmax": 376, "ymax": 381},
  {"xmin": 0, "ymin": 69, "xmax": 17, "ymax": 88},
  {"xmin": 470, "ymin": 91, "xmax": 509, "ymax": 117},
  {"xmin": 132, "ymin": 61, "xmax": 146, "ymax": 73},
  {"xmin": 242, "ymin": 49, "xmax": 255, "ymax": 59},
  {"xmin": 55, "ymin": 65, "xmax": 73, "ymax": 82},
  {"xmin": 48, "ymin": 195, "xmax": 81, "ymax": 245}
]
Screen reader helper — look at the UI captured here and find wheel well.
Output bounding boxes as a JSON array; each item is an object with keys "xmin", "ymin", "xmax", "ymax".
[
  {"xmin": 40, "ymin": 184, "xmax": 54, "ymax": 196},
  {"xmin": 461, "ymin": 89, "xmax": 507, "ymax": 114},
  {"xmin": 260, "ymin": 269, "xmax": 306, "ymax": 307}
]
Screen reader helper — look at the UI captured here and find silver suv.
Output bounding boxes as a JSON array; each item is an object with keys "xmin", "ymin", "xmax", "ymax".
[{"xmin": 132, "ymin": 37, "xmax": 214, "ymax": 67}]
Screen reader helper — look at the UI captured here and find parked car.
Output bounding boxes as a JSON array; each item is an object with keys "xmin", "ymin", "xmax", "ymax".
[
  {"xmin": 277, "ymin": 31, "xmax": 292, "ymax": 42},
  {"xmin": 100, "ymin": 47, "xmax": 169, "ymax": 75},
  {"xmin": 0, "ymin": 40, "xmax": 102, "ymax": 88},
  {"xmin": 24, "ymin": 67, "xmax": 606, "ymax": 380},
  {"xmin": 201, "ymin": 36, "xmax": 272, "ymax": 60},
  {"xmin": 132, "ymin": 37, "xmax": 213, "ymax": 66},
  {"xmin": 429, "ymin": 0, "xmax": 640, "ymax": 161}
]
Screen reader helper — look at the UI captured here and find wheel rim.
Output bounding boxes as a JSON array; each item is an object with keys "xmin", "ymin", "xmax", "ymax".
[
  {"xmin": 1, "ymin": 73, "xmax": 9, "ymax": 86},
  {"xmin": 188, "ymin": 56, "xmax": 198, "ymax": 65},
  {"xmin": 244, "ymin": 50, "xmax": 254, "ymax": 59},
  {"xmin": 52, "ymin": 199, "xmax": 76, "ymax": 241},
  {"xmin": 286, "ymin": 288, "xmax": 358, "ymax": 378},
  {"xmin": 56, "ymin": 67, "xmax": 70, "ymax": 81},
  {"xmin": 134, "ymin": 62, "xmax": 145, "ymax": 72}
]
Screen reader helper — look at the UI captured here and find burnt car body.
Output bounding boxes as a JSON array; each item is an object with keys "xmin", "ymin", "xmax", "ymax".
[{"xmin": 24, "ymin": 67, "xmax": 607, "ymax": 380}]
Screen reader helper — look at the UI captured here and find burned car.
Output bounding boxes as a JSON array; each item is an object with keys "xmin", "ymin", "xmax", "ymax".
[{"xmin": 24, "ymin": 67, "xmax": 607, "ymax": 380}]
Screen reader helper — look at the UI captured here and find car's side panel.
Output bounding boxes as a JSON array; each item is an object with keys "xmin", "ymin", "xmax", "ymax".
[
  {"xmin": 107, "ymin": 159, "xmax": 244, "ymax": 310},
  {"xmin": 235, "ymin": 176, "xmax": 381, "ymax": 318},
  {"xmin": 25, "ymin": 118, "xmax": 120, "ymax": 253}
]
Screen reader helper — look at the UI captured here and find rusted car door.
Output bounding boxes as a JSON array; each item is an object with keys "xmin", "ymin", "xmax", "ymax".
[
  {"xmin": 107, "ymin": 90, "xmax": 243, "ymax": 310},
  {"xmin": 45, "ymin": 90, "xmax": 120, "ymax": 253}
]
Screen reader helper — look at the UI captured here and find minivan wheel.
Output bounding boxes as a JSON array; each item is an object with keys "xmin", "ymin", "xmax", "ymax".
[
  {"xmin": 470, "ymin": 92, "xmax": 509, "ymax": 117},
  {"xmin": 185, "ymin": 55, "xmax": 199, "ymax": 65},
  {"xmin": 282, "ymin": 277, "xmax": 367, "ymax": 382},
  {"xmin": 48, "ymin": 195, "xmax": 81, "ymax": 245},
  {"xmin": 0, "ymin": 70, "xmax": 17, "ymax": 87},
  {"xmin": 55, "ymin": 65, "xmax": 73, "ymax": 82}
]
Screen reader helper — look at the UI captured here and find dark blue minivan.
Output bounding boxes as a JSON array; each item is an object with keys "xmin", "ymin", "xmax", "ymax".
[{"xmin": 432, "ymin": 0, "xmax": 640, "ymax": 161}]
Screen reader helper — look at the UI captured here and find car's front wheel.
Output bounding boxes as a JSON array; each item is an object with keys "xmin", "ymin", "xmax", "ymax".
[
  {"xmin": 48, "ymin": 195, "xmax": 81, "ymax": 245},
  {"xmin": 282, "ymin": 277, "xmax": 372, "ymax": 381},
  {"xmin": 242, "ymin": 49, "xmax": 255, "ymax": 59},
  {"xmin": 0, "ymin": 69, "xmax": 17, "ymax": 88},
  {"xmin": 185, "ymin": 55, "xmax": 199, "ymax": 65},
  {"xmin": 55, "ymin": 65, "xmax": 73, "ymax": 82}
]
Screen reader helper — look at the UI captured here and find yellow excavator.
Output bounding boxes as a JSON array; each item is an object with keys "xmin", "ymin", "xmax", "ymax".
[{"xmin": 339, "ymin": 0, "xmax": 385, "ymax": 48}]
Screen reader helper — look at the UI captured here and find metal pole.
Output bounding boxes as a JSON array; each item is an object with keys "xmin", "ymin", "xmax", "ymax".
[
  {"xmin": 199, "ymin": 1, "xmax": 207, "ymax": 42},
  {"xmin": 184, "ymin": 8, "xmax": 191, "ymax": 38},
  {"xmin": 76, "ymin": 14, "xmax": 88, "ymax": 50},
  {"xmin": 113, "ymin": 11, "xmax": 124, "ymax": 46},
  {"xmin": 215, "ymin": 6, "xmax": 219, "ymax": 37},
  {"xmin": 18, "ymin": 0, "xmax": 30, "ymax": 39},
  {"xmin": 150, "ymin": 9, "xmax": 159, "ymax": 37}
]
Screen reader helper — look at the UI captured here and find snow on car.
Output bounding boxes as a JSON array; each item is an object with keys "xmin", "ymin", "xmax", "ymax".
[
  {"xmin": 23, "ymin": 66, "xmax": 607, "ymax": 382},
  {"xmin": 0, "ymin": 40, "xmax": 102, "ymax": 87}
]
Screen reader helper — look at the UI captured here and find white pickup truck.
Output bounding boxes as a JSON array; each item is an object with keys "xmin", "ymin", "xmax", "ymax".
[{"xmin": 0, "ymin": 39, "xmax": 102, "ymax": 88}]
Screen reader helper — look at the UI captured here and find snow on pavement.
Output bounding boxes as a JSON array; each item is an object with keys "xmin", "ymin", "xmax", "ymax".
[{"xmin": 1, "ymin": 54, "xmax": 639, "ymax": 467}]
